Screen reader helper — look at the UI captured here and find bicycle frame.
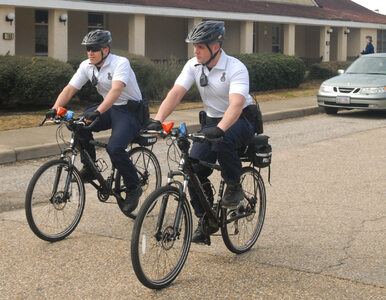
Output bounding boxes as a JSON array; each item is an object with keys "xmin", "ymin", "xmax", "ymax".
[
  {"xmin": 158, "ymin": 131, "xmax": 259, "ymax": 237},
  {"xmin": 58, "ymin": 123, "xmax": 119, "ymax": 201}
]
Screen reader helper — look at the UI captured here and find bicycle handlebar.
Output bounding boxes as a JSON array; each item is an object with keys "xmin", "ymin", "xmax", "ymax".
[{"xmin": 39, "ymin": 115, "xmax": 99, "ymax": 130}]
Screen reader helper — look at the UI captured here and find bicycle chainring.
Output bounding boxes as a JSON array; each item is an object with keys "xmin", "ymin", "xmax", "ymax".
[{"xmin": 97, "ymin": 189, "xmax": 109, "ymax": 202}]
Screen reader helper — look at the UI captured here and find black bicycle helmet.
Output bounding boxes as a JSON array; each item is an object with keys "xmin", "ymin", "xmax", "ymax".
[
  {"xmin": 185, "ymin": 20, "xmax": 225, "ymax": 44},
  {"xmin": 81, "ymin": 29, "xmax": 112, "ymax": 48}
]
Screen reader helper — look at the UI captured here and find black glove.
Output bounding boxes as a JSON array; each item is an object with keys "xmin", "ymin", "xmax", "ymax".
[
  {"xmin": 146, "ymin": 118, "xmax": 163, "ymax": 131},
  {"xmin": 204, "ymin": 126, "xmax": 225, "ymax": 142},
  {"xmin": 46, "ymin": 108, "xmax": 57, "ymax": 119},
  {"xmin": 83, "ymin": 110, "xmax": 100, "ymax": 122}
]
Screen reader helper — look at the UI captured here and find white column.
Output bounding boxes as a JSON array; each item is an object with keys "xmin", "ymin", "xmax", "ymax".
[
  {"xmin": 337, "ymin": 27, "xmax": 347, "ymax": 61},
  {"xmin": 283, "ymin": 23, "xmax": 295, "ymax": 55},
  {"xmin": 128, "ymin": 14, "xmax": 145, "ymax": 56},
  {"xmin": 240, "ymin": 20, "xmax": 254, "ymax": 54},
  {"xmin": 320, "ymin": 26, "xmax": 331, "ymax": 62},
  {"xmin": 0, "ymin": 6, "xmax": 16, "ymax": 55},
  {"xmin": 187, "ymin": 18, "xmax": 202, "ymax": 58},
  {"xmin": 48, "ymin": 9, "xmax": 68, "ymax": 61}
]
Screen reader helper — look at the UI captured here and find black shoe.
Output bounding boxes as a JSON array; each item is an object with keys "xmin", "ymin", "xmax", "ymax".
[
  {"xmin": 121, "ymin": 186, "xmax": 143, "ymax": 214},
  {"xmin": 221, "ymin": 183, "xmax": 243, "ymax": 209},
  {"xmin": 191, "ymin": 218, "xmax": 211, "ymax": 246}
]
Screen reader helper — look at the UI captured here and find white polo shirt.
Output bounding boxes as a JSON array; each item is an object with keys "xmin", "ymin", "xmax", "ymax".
[
  {"xmin": 175, "ymin": 50, "xmax": 252, "ymax": 118},
  {"xmin": 69, "ymin": 53, "xmax": 142, "ymax": 105}
]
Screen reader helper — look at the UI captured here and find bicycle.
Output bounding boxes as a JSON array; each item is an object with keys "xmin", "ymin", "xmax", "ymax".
[
  {"xmin": 25, "ymin": 107, "xmax": 163, "ymax": 242},
  {"xmin": 131, "ymin": 122, "xmax": 268, "ymax": 289}
]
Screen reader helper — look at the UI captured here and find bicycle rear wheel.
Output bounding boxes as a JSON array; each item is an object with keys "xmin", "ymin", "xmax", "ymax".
[
  {"xmin": 116, "ymin": 147, "xmax": 161, "ymax": 219},
  {"xmin": 25, "ymin": 159, "xmax": 85, "ymax": 242},
  {"xmin": 221, "ymin": 167, "xmax": 266, "ymax": 254},
  {"xmin": 131, "ymin": 186, "xmax": 192, "ymax": 289}
]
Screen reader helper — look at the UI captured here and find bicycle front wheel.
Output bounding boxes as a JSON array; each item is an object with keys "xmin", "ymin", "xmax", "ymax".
[
  {"xmin": 221, "ymin": 167, "xmax": 266, "ymax": 254},
  {"xmin": 25, "ymin": 159, "xmax": 85, "ymax": 242},
  {"xmin": 116, "ymin": 147, "xmax": 162, "ymax": 219},
  {"xmin": 131, "ymin": 186, "xmax": 192, "ymax": 289}
]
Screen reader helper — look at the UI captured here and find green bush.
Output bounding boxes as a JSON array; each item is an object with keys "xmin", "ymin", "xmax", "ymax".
[
  {"xmin": 0, "ymin": 56, "xmax": 29, "ymax": 108},
  {"xmin": 234, "ymin": 53, "xmax": 306, "ymax": 92},
  {"xmin": 308, "ymin": 61, "xmax": 352, "ymax": 80},
  {"xmin": 112, "ymin": 50, "xmax": 159, "ymax": 101},
  {"xmin": 0, "ymin": 56, "xmax": 73, "ymax": 109},
  {"xmin": 152, "ymin": 58, "xmax": 200, "ymax": 102}
]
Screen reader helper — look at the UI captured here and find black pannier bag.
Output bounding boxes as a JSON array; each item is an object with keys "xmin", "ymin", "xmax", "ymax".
[
  {"xmin": 246, "ymin": 135, "xmax": 272, "ymax": 168},
  {"xmin": 132, "ymin": 134, "xmax": 157, "ymax": 147},
  {"xmin": 238, "ymin": 134, "xmax": 272, "ymax": 183}
]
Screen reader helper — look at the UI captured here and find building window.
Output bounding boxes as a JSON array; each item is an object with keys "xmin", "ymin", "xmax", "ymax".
[
  {"xmin": 377, "ymin": 30, "xmax": 386, "ymax": 53},
  {"xmin": 88, "ymin": 13, "xmax": 104, "ymax": 31},
  {"xmin": 35, "ymin": 10, "xmax": 48, "ymax": 56},
  {"xmin": 253, "ymin": 22, "xmax": 258, "ymax": 53},
  {"xmin": 272, "ymin": 24, "xmax": 282, "ymax": 53}
]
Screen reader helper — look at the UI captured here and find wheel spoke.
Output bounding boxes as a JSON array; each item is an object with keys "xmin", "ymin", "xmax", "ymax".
[
  {"xmin": 25, "ymin": 160, "xmax": 85, "ymax": 242},
  {"xmin": 221, "ymin": 167, "xmax": 266, "ymax": 254},
  {"xmin": 131, "ymin": 186, "xmax": 192, "ymax": 289}
]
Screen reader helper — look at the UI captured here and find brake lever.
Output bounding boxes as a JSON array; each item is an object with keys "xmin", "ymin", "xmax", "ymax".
[
  {"xmin": 82, "ymin": 116, "xmax": 99, "ymax": 130},
  {"xmin": 39, "ymin": 117, "xmax": 47, "ymax": 126}
]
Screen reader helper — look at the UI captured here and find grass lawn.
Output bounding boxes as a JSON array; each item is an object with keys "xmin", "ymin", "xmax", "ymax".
[{"xmin": 0, "ymin": 81, "xmax": 320, "ymax": 131}]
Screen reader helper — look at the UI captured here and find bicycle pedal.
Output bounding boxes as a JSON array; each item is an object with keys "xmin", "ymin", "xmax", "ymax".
[{"xmin": 192, "ymin": 237, "xmax": 211, "ymax": 246}]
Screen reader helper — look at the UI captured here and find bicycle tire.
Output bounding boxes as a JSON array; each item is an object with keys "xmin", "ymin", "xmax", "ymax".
[
  {"xmin": 116, "ymin": 147, "xmax": 162, "ymax": 219},
  {"xmin": 131, "ymin": 185, "xmax": 192, "ymax": 289},
  {"xmin": 221, "ymin": 167, "xmax": 266, "ymax": 254},
  {"xmin": 25, "ymin": 159, "xmax": 85, "ymax": 242}
]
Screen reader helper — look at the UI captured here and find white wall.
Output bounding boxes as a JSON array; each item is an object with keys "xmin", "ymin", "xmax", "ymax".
[
  {"xmin": 15, "ymin": 7, "xmax": 34, "ymax": 57},
  {"xmin": 68, "ymin": 11, "xmax": 88, "ymax": 59},
  {"xmin": 108, "ymin": 13, "xmax": 129, "ymax": 52},
  {"xmin": 145, "ymin": 16, "xmax": 187, "ymax": 59},
  {"xmin": 222, "ymin": 20, "xmax": 241, "ymax": 55},
  {"xmin": 0, "ymin": 6, "xmax": 15, "ymax": 55}
]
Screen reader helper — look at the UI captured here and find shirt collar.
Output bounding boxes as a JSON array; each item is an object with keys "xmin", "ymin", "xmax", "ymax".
[{"xmin": 211, "ymin": 50, "xmax": 227, "ymax": 70}]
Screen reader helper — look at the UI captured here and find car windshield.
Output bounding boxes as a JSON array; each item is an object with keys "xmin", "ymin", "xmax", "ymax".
[{"xmin": 346, "ymin": 57, "xmax": 386, "ymax": 75}]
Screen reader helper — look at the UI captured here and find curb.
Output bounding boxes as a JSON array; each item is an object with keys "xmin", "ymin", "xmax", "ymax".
[
  {"xmin": 0, "ymin": 107, "xmax": 321, "ymax": 165},
  {"xmin": 262, "ymin": 106, "xmax": 322, "ymax": 122}
]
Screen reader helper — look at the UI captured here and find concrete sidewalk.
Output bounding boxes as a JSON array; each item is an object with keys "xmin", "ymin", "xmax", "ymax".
[{"xmin": 0, "ymin": 96, "xmax": 320, "ymax": 164}]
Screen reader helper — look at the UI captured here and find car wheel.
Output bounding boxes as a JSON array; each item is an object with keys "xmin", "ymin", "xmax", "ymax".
[{"xmin": 323, "ymin": 107, "xmax": 338, "ymax": 115}]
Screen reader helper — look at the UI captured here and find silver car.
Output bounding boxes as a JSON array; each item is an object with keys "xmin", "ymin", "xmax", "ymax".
[{"xmin": 317, "ymin": 53, "xmax": 386, "ymax": 114}]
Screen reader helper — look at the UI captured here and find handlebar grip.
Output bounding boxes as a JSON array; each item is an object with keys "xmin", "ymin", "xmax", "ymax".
[{"xmin": 82, "ymin": 117, "xmax": 99, "ymax": 130}]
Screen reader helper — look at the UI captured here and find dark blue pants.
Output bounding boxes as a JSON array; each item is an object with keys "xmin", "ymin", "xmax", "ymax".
[
  {"xmin": 79, "ymin": 104, "xmax": 141, "ymax": 189},
  {"xmin": 188, "ymin": 117, "xmax": 255, "ymax": 217}
]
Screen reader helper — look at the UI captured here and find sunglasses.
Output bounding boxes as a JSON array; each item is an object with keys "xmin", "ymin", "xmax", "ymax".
[{"xmin": 86, "ymin": 46, "xmax": 102, "ymax": 52}]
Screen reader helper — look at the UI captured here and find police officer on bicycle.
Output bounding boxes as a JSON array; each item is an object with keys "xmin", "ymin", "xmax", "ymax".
[
  {"xmin": 147, "ymin": 20, "xmax": 257, "ymax": 245},
  {"xmin": 46, "ymin": 29, "xmax": 143, "ymax": 214}
]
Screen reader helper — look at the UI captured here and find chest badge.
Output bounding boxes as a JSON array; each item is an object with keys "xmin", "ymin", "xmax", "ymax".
[
  {"xmin": 220, "ymin": 72, "xmax": 226, "ymax": 82},
  {"xmin": 107, "ymin": 72, "xmax": 112, "ymax": 80}
]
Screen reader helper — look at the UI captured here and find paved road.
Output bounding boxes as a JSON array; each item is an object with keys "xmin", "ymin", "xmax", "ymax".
[{"xmin": 0, "ymin": 111, "xmax": 385, "ymax": 299}]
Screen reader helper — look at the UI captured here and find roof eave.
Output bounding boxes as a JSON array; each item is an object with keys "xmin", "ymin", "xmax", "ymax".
[{"xmin": 2, "ymin": 0, "xmax": 386, "ymax": 29}]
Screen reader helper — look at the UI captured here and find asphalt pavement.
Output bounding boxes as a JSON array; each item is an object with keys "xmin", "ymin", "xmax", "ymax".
[
  {"xmin": 0, "ymin": 112, "xmax": 385, "ymax": 299},
  {"xmin": 0, "ymin": 96, "xmax": 320, "ymax": 164}
]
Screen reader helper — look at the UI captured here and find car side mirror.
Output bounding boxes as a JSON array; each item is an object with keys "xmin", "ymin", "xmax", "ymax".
[{"xmin": 338, "ymin": 69, "xmax": 345, "ymax": 74}]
